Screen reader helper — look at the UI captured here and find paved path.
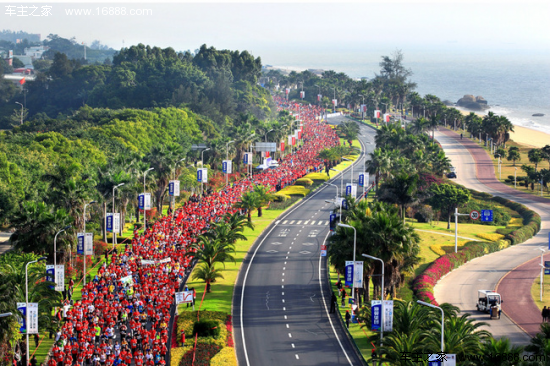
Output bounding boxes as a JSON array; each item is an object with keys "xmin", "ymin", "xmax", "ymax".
[
  {"xmin": 434, "ymin": 128, "xmax": 550, "ymax": 345},
  {"xmin": 0, "ymin": 232, "xmax": 12, "ymax": 255},
  {"xmin": 233, "ymin": 117, "xmax": 374, "ymax": 366}
]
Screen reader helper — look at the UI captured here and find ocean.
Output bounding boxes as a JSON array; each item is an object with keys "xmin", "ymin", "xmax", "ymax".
[{"xmin": 261, "ymin": 47, "xmax": 550, "ymax": 136}]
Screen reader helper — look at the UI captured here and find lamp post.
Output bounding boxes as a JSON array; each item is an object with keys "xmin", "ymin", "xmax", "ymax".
[
  {"xmin": 172, "ymin": 158, "xmax": 185, "ymax": 212},
  {"xmin": 226, "ymin": 140, "xmax": 235, "ymax": 185},
  {"xmin": 264, "ymin": 129, "xmax": 274, "ymax": 143},
  {"xmin": 343, "ymin": 157, "xmax": 353, "ymax": 184},
  {"xmin": 15, "ymin": 102, "xmax": 23, "ymax": 125},
  {"xmin": 83, "ymin": 201, "xmax": 95, "ymax": 287},
  {"xmin": 337, "ymin": 223, "xmax": 356, "ymax": 300},
  {"xmin": 54, "ymin": 225, "xmax": 71, "ymax": 268},
  {"xmin": 496, "ymin": 154, "xmax": 501, "ymax": 181},
  {"xmin": 143, "ymin": 168, "xmax": 154, "ymax": 232},
  {"xmin": 417, "ymin": 300, "xmax": 444, "ymax": 352},
  {"xmin": 315, "ymin": 84, "xmax": 321, "ymax": 107},
  {"xmin": 247, "ymin": 133, "xmax": 255, "ymax": 177},
  {"xmin": 200, "ymin": 148, "xmax": 211, "ymax": 196},
  {"xmin": 26, "ymin": 257, "xmax": 47, "ymax": 366},
  {"xmin": 514, "ymin": 167, "xmax": 517, "ymax": 188},
  {"xmin": 540, "ymin": 247, "xmax": 546, "ymax": 302},
  {"xmin": 0, "ymin": 312, "xmax": 12, "ymax": 318},
  {"xmin": 362, "ymin": 253, "xmax": 384, "ymax": 350},
  {"xmin": 454, "ymin": 208, "xmax": 469, "ymax": 253},
  {"xmin": 332, "ymin": 87, "xmax": 337, "ymax": 113},
  {"xmin": 330, "ymin": 168, "xmax": 344, "ymax": 200},
  {"xmin": 359, "ymin": 94, "xmax": 365, "ymax": 120},
  {"xmin": 112, "ymin": 183, "xmax": 125, "ymax": 249}
]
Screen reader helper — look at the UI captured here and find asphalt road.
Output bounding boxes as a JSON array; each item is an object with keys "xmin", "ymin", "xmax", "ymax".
[
  {"xmin": 233, "ymin": 116, "xmax": 376, "ymax": 366},
  {"xmin": 433, "ymin": 128, "xmax": 550, "ymax": 345}
]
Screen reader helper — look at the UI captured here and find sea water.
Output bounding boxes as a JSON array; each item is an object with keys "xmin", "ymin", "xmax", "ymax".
[{"xmin": 262, "ymin": 47, "xmax": 550, "ymax": 136}]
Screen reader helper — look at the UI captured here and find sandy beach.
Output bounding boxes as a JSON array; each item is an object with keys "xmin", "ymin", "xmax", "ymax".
[{"xmin": 457, "ymin": 109, "xmax": 549, "ymax": 148}]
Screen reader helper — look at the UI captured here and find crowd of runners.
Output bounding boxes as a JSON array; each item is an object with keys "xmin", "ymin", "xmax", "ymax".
[{"xmin": 44, "ymin": 100, "xmax": 340, "ymax": 366}]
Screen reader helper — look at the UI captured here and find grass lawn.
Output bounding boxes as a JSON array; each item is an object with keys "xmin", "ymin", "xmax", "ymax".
[
  {"xmin": 457, "ymin": 127, "xmax": 550, "ymax": 199},
  {"xmin": 181, "ymin": 208, "xmax": 287, "ymax": 315},
  {"xmin": 531, "ymin": 276, "xmax": 550, "ymax": 312}
]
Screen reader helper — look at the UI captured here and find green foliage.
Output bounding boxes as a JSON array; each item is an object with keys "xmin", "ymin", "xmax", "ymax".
[
  {"xmin": 193, "ymin": 320, "xmax": 221, "ymax": 338},
  {"xmin": 295, "ymin": 178, "xmax": 313, "ymax": 187}
]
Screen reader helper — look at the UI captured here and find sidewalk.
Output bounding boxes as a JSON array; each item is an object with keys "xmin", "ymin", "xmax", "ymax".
[{"xmin": 439, "ymin": 128, "xmax": 550, "ymax": 338}]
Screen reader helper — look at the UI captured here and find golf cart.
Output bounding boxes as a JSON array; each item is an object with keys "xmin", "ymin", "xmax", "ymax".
[
  {"xmin": 476, "ymin": 290, "xmax": 502, "ymax": 319},
  {"xmin": 447, "ymin": 166, "xmax": 457, "ymax": 179}
]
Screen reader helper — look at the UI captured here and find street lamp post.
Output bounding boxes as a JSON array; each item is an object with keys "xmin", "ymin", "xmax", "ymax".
[
  {"xmin": 112, "ymin": 183, "xmax": 125, "ymax": 249},
  {"xmin": 83, "ymin": 201, "xmax": 96, "ymax": 287},
  {"xmin": 0, "ymin": 312, "xmax": 12, "ymax": 318},
  {"xmin": 540, "ymin": 247, "xmax": 546, "ymax": 302},
  {"xmin": 330, "ymin": 168, "xmax": 344, "ymax": 200},
  {"xmin": 54, "ymin": 225, "xmax": 71, "ymax": 268},
  {"xmin": 226, "ymin": 140, "xmax": 235, "ymax": 186},
  {"xmin": 514, "ymin": 167, "xmax": 517, "ymax": 188},
  {"xmin": 247, "ymin": 133, "xmax": 255, "ymax": 177},
  {"xmin": 15, "ymin": 102, "xmax": 23, "ymax": 125},
  {"xmin": 417, "ymin": 300, "xmax": 445, "ymax": 352},
  {"xmin": 143, "ymin": 168, "xmax": 154, "ymax": 232},
  {"xmin": 26, "ymin": 257, "xmax": 47, "ymax": 366},
  {"xmin": 326, "ymin": 183, "xmax": 341, "ymax": 221},
  {"xmin": 172, "ymin": 158, "xmax": 185, "ymax": 212},
  {"xmin": 264, "ymin": 129, "xmax": 274, "ymax": 143},
  {"xmin": 362, "ymin": 253, "xmax": 385, "ymax": 351},
  {"xmin": 343, "ymin": 157, "xmax": 353, "ymax": 185},
  {"xmin": 496, "ymin": 154, "xmax": 501, "ymax": 180},
  {"xmin": 332, "ymin": 87, "xmax": 337, "ymax": 113},
  {"xmin": 338, "ymin": 223, "xmax": 357, "ymax": 300},
  {"xmin": 454, "ymin": 208, "xmax": 469, "ymax": 253},
  {"xmin": 359, "ymin": 94, "xmax": 365, "ymax": 121},
  {"xmin": 201, "ymin": 148, "xmax": 211, "ymax": 196}
]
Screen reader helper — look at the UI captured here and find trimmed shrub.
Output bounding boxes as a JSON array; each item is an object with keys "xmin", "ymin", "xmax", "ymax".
[
  {"xmin": 273, "ymin": 193, "xmax": 290, "ymax": 202},
  {"xmin": 476, "ymin": 233, "xmax": 505, "ymax": 241},
  {"xmin": 414, "ymin": 204, "xmax": 433, "ymax": 223},
  {"xmin": 303, "ymin": 172, "xmax": 330, "ymax": 182},
  {"xmin": 193, "ymin": 320, "xmax": 221, "ymax": 338},
  {"xmin": 278, "ymin": 185, "xmax": 310, "ymax": 197},
  {"xmin": 210, "ymin": 347, "xmax": 238, "ymax": 366},
  {"xmin": 295, "ymin": 178, "xmax": 313, "ymax": 187}
]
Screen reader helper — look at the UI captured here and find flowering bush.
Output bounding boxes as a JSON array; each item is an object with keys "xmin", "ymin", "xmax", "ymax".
[
  {"xmin": 180, "ymin": 344, "xmax": 221, "ymax": 366},
  {"xmin": 94, "ymin": 240, "xmax": 109, "ymax": 256},
  {"xmin": 210, "ymin": 347, "xmax": 237, "ymax": 366}
]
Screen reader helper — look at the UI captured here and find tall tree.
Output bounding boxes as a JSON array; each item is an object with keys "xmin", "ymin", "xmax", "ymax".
[{"xmin": 429, "ymin": 184, "xmax": 471, "ymax": 229}]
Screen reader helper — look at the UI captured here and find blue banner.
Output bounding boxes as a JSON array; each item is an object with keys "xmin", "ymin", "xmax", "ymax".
[
  {"xmin": 222, "ymin": 161, "xmax": 228, "ymax": 174},
  {"xmin": 345, "ymin": 261, "xmax": 353, "ymax": 287},
  {"xmin": 371, "ymin": 300, "xmax": 381, "ymax": 331},
  {"xmin": 346, "ymin": 185, "xmax": 351, "ymax": 196},
  {"xmin": 342, "ymin": 199, "xmax": 348, "ymax": 210},
  {"xmin": 138, "ymin": 194, "xmax": 144, "ymax": 210},
  {"xmin": 197, "ymin": 169, "xmax": 202, "ymax": 183},
  {"xmin": 17, "ymin": 303, "xmax": 26, "ymax": 334},
  {"xmin": 77, "ymin": 234, "xmax": 84, "ymax": 255},
  {"xmin": 106, "ymin": 214, "xmax": 113, "ymax": 233},
  {"xmin": 329, "ymin": 213, "xmax": 336, "ymax": 232},
  {"xmin": 358, "ymin": 173, "xmax": 364, "ymax": 187},
  {"xmin": 243, "ymin": 154, "xmax": 248, "ymax": 165}
]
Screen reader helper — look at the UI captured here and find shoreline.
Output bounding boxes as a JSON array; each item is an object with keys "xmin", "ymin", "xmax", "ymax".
[{"xmin": 457, "ymin": 108, "xmax": 550, "ymax": 148}]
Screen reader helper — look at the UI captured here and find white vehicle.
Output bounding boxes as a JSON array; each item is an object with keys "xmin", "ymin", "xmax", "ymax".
[{"xmin": 476, "ymin": 290, "xmax": 502, "ymax": 315}]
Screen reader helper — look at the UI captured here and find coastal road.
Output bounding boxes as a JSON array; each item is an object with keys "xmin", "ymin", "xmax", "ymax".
[
  {"xmin": 233, "ymin": 117, "xmax": 375, "ymax": 366},
  {"xmin": 433, "ymin": 128, "xmax": 550, "ymax": 344}
]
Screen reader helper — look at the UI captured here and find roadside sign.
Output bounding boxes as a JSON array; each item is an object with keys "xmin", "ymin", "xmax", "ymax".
[
  {"xmin": 345, "ymin": 261, "xmax": 354, "ymax": 287},
  {"xmin": 469, "ymin": 210, "xmax": 480, "ymax": 220},
  {"xmin": 481, "ymin": 210, "xmax": 493, "ymax": 222},
  {"xmin": 545, "ymin": 269, "xmax": 550, "ymax": 275},
  {"xmin": 371, "ymin": 300, "xmax": 382, "ymax": 331},
  {"xmin": 320, "ymin": 244, "xmax": 327, "ymax": 257}
]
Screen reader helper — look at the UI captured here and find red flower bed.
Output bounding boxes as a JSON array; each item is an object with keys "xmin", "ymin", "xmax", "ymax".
[
  {"xmin": 180, "ymin": 344, "xmax": 221, "ymax": 366},
  {"xmin": 226, "ymin": 315, "xmax": 234, "ymax": 347}
]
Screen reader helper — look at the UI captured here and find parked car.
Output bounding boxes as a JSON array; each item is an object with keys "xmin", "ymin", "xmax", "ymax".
[{"xmin": 447, "ymin": 166, "xmax": 457, "ymax": 178}]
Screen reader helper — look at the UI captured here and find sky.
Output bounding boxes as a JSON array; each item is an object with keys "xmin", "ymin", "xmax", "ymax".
[{"xmin": 1, "ymin": 1, "xmax": 549, "ymax": 66}]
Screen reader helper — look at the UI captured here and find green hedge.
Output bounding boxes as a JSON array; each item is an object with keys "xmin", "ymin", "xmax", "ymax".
[
  {"xmin": 491, "ymin": 196, "xmax": 542, "ymax": 245},
  {"xmin": 413, "ymin": 188, "xmax": 541, "ymax": 304},
  {"xmin": 193, "ymin": 320, "xmax": 220, "ymax": 338}
]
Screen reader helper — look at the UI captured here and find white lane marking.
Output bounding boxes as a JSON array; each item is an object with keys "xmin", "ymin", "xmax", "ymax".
[
  {"xmin": 282, "ymin": 292, "xmax": 284, "ymax": 296},
  {"xmin": 304, "ymin": 220, "xmax": 310, "ymax": 225},
  {"xmin": 283, "ymin": 220, "xmax": 288, "ymax": 224},
  {"xmin": 283, "ymin": 307, "xmax": 286, "ymax": 311},
  {"xmin": 318, "ymin": 220, "xmax": 323, "ymax": 225},
  {"xmin": 240, "ymin": 175, "xmax": 338, "ymax": 366},
  {"xmin": 286, "ymin": 324, "xmax": 289, "ymax": 328},
  {"xmin": 283, "ymin": 267, "xmax": 286, "ymax": 270},
  {"xmin": 319, "ymin": 231, "xmax": 354, "ymax": 365},
  {"xmin": 282, "ymin": 279, "xmax": 284, "ymax": 282},
  {"xmin": 295, "ymin": 355, "xmax": 299, "ymax": 360},
  {"xmin": 291, "ymin": 343, "xmax": 295, "ymax": 348},
  {"xmin": 288, "ymin": 333, "xmax": 292, "ymax": 338},
  {"xmin": 297, "ymin": 220, "xmax": 302, "ymax": 225},
  {"xmin": 282, "ymin": 285, "xmax": 284, "ymax": 289},
  {"xmin": 289, "ymin": 220, "xmax": 295, "ymax": 224},
  {"xmin": 282, "ymin": 299, "xmax": 285, "ymax": 303},
  {"xmin": 284, "ymin": 262, "xmax": 287, "ymax": 265},
  {"xmin": 284, "ymin": 315, "xmax": 287, "ymax": 320},
  {"xmin": 282, "ymin": 273, "xmax": 285, "ymax": 276},
  {"xmin": 287, "ymin": 251, "xmax": 290, "ymax": 254},
  {"xmin": 285, "ymin": 256, "xmax": 288, "ymax": 259},
  {"xmin": 324, "ymin": 221, "xmax": 329, "ymax": 225}
]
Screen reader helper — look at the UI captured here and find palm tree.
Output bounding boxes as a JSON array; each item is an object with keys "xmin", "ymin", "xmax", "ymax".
[
  {"xmin": 408, "ymin": 117, "xmax": 429, "ymax": 135},
  {"xmin": 146, "ymin": 144, "xmax": 184, "ymax": 212},
  {"xmin": 192, "ymin": 262, "xmax": 224, "ymax": 293},
  {"xmin": 528, "ymin": 148, "xmax": 544, "ymax": 171},
  {"xmin": 187, "ymin": 235, "xmax": 236, "ymax": 269},
  {"xmin": 507, "ymin": 146, "xmax": 521, "ymax": 166},
  {"xmin": 233, "ymin": 191, "xmax": 261, "ymax": 223},
  {"xmin": 223, "ymin": 211, "xmax": 255, "ymax": 232},
  {"xmin": 542, "ymin": 145, "xmax": 550, "ymax": 169},
  {"xmin": 477, "ymin": 338, "xmax": 523, "ymax": 366},
  {"xmin": 252, "ymin": 185, "xmax": 277, "ymax": 217},
  {"xmin": 96, "ymin": 166, "xmax": 131, "ymax": 242},
  {"xmin": 378, "ymin": 172, "xmax": 420, "ymax": 223}
]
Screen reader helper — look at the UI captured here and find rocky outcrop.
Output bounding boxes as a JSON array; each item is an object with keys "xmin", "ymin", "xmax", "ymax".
[{"xmin": 456, "ymin": 95, "xmax": 489, "ymax": 111}]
